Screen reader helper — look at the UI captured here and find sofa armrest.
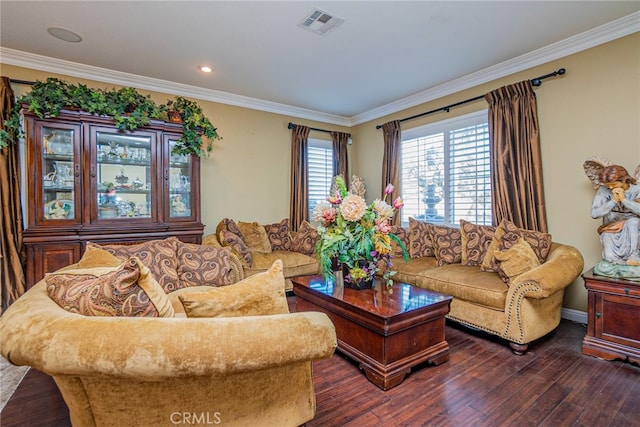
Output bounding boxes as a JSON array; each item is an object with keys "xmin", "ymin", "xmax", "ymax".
[
  {"xmin": 509, "ymin": 243, "xmax": 584, "ymax": 299},
  {"xmin": 0, "ymin": 283, "xmax": 336, "ymax": 380}
]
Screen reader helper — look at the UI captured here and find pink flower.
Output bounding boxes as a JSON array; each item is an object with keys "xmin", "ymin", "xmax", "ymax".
[
  {"xmin": 375, "ymin": 218, "xmax": 392, "ymax": 234},
  {"xmin": 393, "ymin": 197, "xmax": 404, "ymax": 210},
  {"xmin": 327, "ymin": 191, "xmax": 342, "ymax": 205},
  {"xmin": 322, "ymin": 207, "xmax": 337, "ymax": 224},
  {"xmin": 384, "ymin": 183, "xmax": 394, "ymax": 195}
]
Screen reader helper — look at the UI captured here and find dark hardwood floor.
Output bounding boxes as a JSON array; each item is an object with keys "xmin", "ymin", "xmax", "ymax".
[{"xmin": 2, "ymin": 296, "xmax": 639, "ymax": 427}]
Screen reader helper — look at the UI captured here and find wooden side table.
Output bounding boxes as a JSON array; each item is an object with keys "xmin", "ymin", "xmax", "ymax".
[{"xmin": 582, "ymin": 268, "xmax": 640, "ymax": 365}]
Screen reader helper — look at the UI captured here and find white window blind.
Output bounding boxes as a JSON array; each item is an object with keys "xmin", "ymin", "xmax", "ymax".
[
  {"xmin": 400, "ymin": 110, "xmax": 491, "ymax": 226},
  {"xmin": 308, "ymin": 139, "xmax": 334, "ymax": 218}
]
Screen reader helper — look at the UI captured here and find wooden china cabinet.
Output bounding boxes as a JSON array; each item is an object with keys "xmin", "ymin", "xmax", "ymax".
[{"xmin": 22, "ymin": 108, "xmax": 203, "ymax": 288}]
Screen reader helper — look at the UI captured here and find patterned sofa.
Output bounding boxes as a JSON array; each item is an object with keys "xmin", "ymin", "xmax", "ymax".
[
  {"xmin": 0, "ymin": 239, "xmax": 337, "ymax": 426},
  {"xmin": 386, "ymin": 218, "xmax": 584, "ymax": 354},
  {"xmin": 208, "ymin": 218, "xmax": 320, "ymax": 291}
]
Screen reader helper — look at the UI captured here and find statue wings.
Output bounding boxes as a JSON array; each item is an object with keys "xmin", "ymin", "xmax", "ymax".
[{"xmin": 583, "ymin": 156, "xmax": 640, "ymax": 188}]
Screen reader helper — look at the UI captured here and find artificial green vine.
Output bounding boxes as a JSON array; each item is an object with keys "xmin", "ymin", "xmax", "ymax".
[{"xmin": 0, "ymin": 78, "xmax": 221, "ymax": 156}]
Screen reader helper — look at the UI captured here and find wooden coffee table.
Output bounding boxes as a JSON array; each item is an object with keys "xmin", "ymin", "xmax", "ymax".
[{"xmin": 292, "ymin": 275, "xmax": 452, "ymax": 390}]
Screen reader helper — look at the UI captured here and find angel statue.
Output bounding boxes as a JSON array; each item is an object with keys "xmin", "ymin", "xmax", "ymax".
[{"xmin": 583, "ymin": 157, "xmax": 640, "ymax": 280}]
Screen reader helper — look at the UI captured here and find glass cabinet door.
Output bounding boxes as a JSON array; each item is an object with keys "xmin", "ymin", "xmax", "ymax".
[
  {"xmin": 167, "ymin": 138, "xmax": 194, "ymax": 219},
  {"xmin": 39, "ymin": 124, "xmax": 80, "ymax": 224},
  {"xmin": 92, "ymin": 129, "xmax": 155, "ymax": 221}
]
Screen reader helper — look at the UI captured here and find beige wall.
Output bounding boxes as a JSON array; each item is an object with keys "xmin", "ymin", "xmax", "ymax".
[
  {"xmin": 351, "ymin": 33, "xmax": 640, "ymax": 312},
  {"xmin": 2, "ymin": 32, "xmax": 638, "ymax": 312}
]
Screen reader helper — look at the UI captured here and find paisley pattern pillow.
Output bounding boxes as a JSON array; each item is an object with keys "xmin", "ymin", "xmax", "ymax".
[
  {"xmin": 389, "ymin": 225, "xmax": 409, "ymax": 259},
  {"xmin": 264, "ymin": 218, "xmax": 292, "ymax": 251},
  {"xmin": 291, "ymin": 221, "xmax": 318, "ymax": 255},
  {"xmin": 216, "ymin": 218, "xmax": 244, "ymax": 240},
  {"xmin": 220, "ymin": 230, "xmax": 253, "ymax": 267},
  {"xmin": 89, "ymin": 237, "xmax": 181, "ymax": 293},
  {"xmin": 427, "ymin": 224, "xmax": 462, "ymax": 266},
  {"xmin": 45, "ymin": 257, "xmax": 174, "ymax": 317},
  {"xmin": 408, "ymin": 218, "xmax": 435, "ymax": 258},
  {"xmin": 176, "ymin": 242, "xmax": 235, "ymax": 287},
  {"xmin": 460, "ymin": 219, "xmax": 496, "ymax": 266}
]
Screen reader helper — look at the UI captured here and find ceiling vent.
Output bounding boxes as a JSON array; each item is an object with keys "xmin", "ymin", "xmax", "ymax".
[{"xmin": 298, "ymin": 8, "xmax": 344, "ymax": 35}]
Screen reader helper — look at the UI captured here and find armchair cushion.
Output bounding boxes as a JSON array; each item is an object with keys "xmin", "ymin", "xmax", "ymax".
[
  {"xmin": 179, "ymin": 259, "xmax": 289, "ymax": 318},
  {"xmin": 45, "ymin": 257, "xmax": 174, "ymax": 318}
]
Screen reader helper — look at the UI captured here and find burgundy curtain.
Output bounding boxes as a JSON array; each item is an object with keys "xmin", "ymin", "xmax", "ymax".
[
  {"xmin": 0, "ymin": 77, "xmax": 26, "ymax": 313},
  {"xmin": 289, "ymin": 124, "xmax": 310, "ymax": 231},
  {"xmin": 485, "ymin": 81, "xmax": 548, "ymax": 232},
  {"xmin": 381, "ymin": 120, "xmax": 402, "ymax": 225},
  {"xmin": 330, "ymin": 131, "xmax": 349, "ymax": 186}
]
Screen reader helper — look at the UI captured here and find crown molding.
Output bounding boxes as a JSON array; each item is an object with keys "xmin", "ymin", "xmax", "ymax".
[
  {"xmin": 2, "ymin": 12, "xmax": 637, "ymax": 128},
  {"xmin": 0, "ymin": 47, "xmax": 352, "ymax": 127},
  {"xmin": 352, "ymin": 11, "xmax": 640, "ymax": 126}
]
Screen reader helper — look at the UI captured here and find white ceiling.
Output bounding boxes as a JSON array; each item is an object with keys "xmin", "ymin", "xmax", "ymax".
[{"xmin": 1, "ymin": 1, "xmax": 639, "ymax": 125}]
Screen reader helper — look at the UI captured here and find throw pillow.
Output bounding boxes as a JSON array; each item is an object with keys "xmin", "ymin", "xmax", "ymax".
[
  {"xmin": 176, "ymin": 242, "xmax": 235, "ymax": 287},
  {"xmin": 220, "ymin": 230, "xmax": 253, "ymax": 267},
  {"xmin": 427, "ymin": 223, "xmax": 462, "ymax": 266},
  {"xmin": 493, "ymin": 238, "xmax": 541, "ymax": 283},
  {"xmin": 45, "ymin": 257, "xmax": 174, "ymax": 317},
  {"xmin": 178, "ymin": 259, "xmax": 289, "ymax": 318},
  {"xmin": 237, "ymin": 221, "xmax": 272, "ymax": 253},
  {"xmin": 264, "ymin": 218, "xmax": 292, "ymax": 251},
  {"xmin": 408, "ymin": 217, "xmax": 435, "ymax": 259},
  {"xmin": 481, "ymin": 219, "xmax": 552, "ymax": 272},
  {"xmin": 215, "ymin": 218, "xmax": 245, "ymax": 241},
  {"xmin": 389, "ymin": 225, "xmax": 409, "ymax": 259},
  {"xmin": 291, "ymin": 220, "xmax": 318, "ymax": 255},
  {"xmin": 460, "ymin": 219, "xmax": 496, "ymax": 266},
  {"xmin": 89, "ymin": 237, "xmax": 181, "ymax": 293},
  {"xmin": 76, "ymin": 245, "xmax": 123, "ymax": 269}
]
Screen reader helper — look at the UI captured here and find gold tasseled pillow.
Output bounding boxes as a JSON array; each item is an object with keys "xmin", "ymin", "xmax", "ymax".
[
  {"xmin": 493, "ymin": 238, "xmax": 541, "ymax": 283},
  {"xmin": 76, "ymin": 244, "xmax": 123, "ymax": 268},
  {"xmin": 178, "ymin": 259, "xmax": 289, "ymax": 318},
  {"xmin": 45, "ymin": 257, "xmax": 174, "ymax": 317},
  {"xmin": 237, "ymin": 221, "xmax": 272, "ymax": 253}
]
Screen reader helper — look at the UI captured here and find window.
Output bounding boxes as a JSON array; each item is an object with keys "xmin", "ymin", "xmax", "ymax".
[
  {"xmin": 400, "ymin": 110, "xmax": 491, "ymax": 226},
  {"xmin": 308, "ymin": 139, "xmax": 334, "ymax": 219}
]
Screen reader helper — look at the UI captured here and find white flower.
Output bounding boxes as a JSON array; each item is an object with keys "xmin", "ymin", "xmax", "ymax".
[
  {"xmin": 372, "ymin": 199, "xmax": 393, "ymax": 218},
  {"xmin": 312, "ymin": 201, "xmax": 331, "ymax": 222}
]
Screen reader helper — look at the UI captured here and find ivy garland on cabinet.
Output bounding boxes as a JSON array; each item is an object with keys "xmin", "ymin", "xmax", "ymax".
[{"xmin": 0, "ymin": 78, "xmax": 222, "ymax": 156}]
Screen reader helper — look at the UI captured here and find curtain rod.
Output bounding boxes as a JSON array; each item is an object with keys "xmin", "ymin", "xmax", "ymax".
[
  {"xmin": 9, "ymin": 79, "xmax": 36, "ymax": 86},
  {"xmin": 287, "ymin": 122, "xmax": 351, "ymax": 137},
  {"xmin": 375, "ymin": 68, "xmax": 566, "ymax": 129}
]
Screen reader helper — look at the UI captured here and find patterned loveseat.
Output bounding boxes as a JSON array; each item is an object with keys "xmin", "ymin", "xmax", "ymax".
[{"xmin": 0, "ymin": 239, "xmax": 336, "ymax": 426}]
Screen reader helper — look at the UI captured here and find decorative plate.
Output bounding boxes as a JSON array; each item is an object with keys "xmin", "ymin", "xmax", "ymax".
[{"xmin": 44, "ymin": 199, "xmax": 73, "ymax": 220}]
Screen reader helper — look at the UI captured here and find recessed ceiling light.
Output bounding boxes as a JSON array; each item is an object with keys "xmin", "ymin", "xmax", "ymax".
[
  {"xmin": 47, "ymin": 27, "xmax": 82, "ymax": 43},
  {"xmin": 199, "ymin": 65, "xmax": 213, "ymax": 73}
]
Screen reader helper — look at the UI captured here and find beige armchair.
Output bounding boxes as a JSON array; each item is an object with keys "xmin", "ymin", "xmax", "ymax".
[{"xmin": 0, "ymin": 263, "xmax": 336, "ymax": 427}]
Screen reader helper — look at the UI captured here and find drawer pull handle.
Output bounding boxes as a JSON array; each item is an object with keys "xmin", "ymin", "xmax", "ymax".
[
  {"xmin": 624, "ymin": 288, "xmax": 630, "ymax": 295},
  {"xmin": 596, "ymin": 312, "xmax": 602, "ymax": 318}
]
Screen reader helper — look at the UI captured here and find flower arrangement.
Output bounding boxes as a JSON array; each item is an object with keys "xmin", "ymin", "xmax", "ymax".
[{"xmin": 313, "ymin": 176, "xmax": 408, "ymax": 288}]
